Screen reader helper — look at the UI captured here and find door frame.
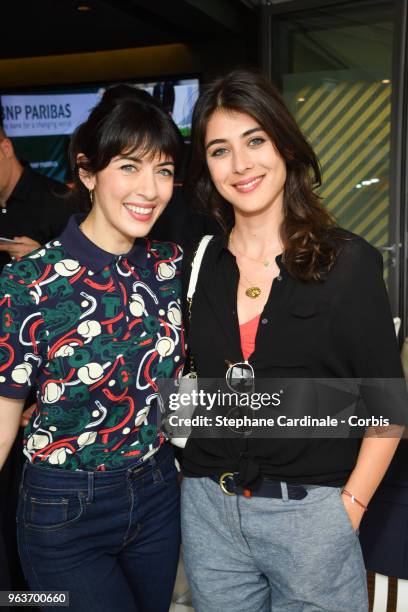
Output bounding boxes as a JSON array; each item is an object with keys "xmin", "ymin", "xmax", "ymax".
[{"xmin": 393, "ymin": 0, "xmax": 408, "ymax": 338}]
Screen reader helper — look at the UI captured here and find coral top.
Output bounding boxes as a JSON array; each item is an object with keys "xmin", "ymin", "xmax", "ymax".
[{"xmin": 239, "ymin": 314, "xmax": 261, "ymax": 360}]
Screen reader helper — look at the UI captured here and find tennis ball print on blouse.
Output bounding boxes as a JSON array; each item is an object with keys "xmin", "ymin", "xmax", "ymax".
[{"xmin": 0, "ymin": 215, "xmax": 185, "ymax": 470}]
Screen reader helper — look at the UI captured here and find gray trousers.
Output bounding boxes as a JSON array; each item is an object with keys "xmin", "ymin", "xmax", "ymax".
[{"xmin": 181, "ymin": 477, "xmax": 368, "ymax": 612}]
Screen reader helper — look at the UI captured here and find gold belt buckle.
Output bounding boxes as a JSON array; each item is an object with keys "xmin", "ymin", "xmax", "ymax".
[{"xmin": 219, "ymin": 472, "xmax": 235, "ymax": 496}]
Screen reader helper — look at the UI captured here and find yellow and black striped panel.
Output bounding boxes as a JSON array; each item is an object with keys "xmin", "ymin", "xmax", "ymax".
[{"xmin": 285, "ymin": 78, "xmax": 392, "ymax": 276}]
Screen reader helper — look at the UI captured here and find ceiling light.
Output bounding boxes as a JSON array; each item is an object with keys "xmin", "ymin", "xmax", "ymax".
[
  {"xmin": 382, "ymin": 79, "xmax": 391, "ymax": 84},
  {"xmin": 297, "ymin": 97, "xmax": 305, "ymax": 103},
  {"xmin": 77, "ymin": 4, "xmax": 92, "ymax": 11}
]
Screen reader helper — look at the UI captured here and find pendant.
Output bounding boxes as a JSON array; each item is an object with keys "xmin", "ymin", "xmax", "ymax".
[{"xmin": 245, "ymin": 286, "xmax": 261, "ymax": 299}]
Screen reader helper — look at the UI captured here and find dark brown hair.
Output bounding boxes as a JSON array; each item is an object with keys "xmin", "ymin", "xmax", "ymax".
[
  {"xmin": 187, "ymin": 70, "xmax": 342, "ymax": 282},
  {"xmin": 70, "ymin": 85, "xmax": 184, "ymax": 210}
]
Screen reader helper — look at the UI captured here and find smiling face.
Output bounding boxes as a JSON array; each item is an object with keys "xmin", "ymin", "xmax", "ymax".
[
  {"xmin": 79, "ymin": 150, "xmax": 175, "ymax": 247},
  {"xmin": 205, "ymin": 109, "xmax": 287, "ymax": 220}
]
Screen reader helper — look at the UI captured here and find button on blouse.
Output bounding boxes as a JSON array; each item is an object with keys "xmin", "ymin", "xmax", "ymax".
[{"xmin": 181, "ymin": 232, "xmax": 405, "ymax": 486}]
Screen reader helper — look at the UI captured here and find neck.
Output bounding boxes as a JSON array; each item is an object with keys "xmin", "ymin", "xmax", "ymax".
[
  {"xmin": 0, "ymin": 159, "xmax": 23, "ymax": 207},
  {"xmin": 80, "ymin": 208, "xmax": 134, "ymax": 255},
  {"xmin": 231, "ymin": 202, "xmax": 284, "ymax": 258}
]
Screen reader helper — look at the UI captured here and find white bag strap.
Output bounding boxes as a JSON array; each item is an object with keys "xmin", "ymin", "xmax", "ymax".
[{"xmin": 187, "ymin": 235, "xmax": 213, "ymax": 318}]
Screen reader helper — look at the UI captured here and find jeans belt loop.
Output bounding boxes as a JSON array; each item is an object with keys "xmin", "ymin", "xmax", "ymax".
[
  {"xmin": 149, "ymin": 453, "xmax": 158, "ymax": 470},
  {"xmin": 87, "ymin": 472, "xmax": 94, "ymax": 504},
  {"xmin": 19, "ymin": 461, "xmax": 28, "ymax": 494},
  {"xmin": 280, "ymin": 481, "xmax": 289, "ymax": 502}
]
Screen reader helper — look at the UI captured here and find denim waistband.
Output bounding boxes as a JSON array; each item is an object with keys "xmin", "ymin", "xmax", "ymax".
[{"xmin": 21, "ymin": 442, "xmax": 174, "ymax": 493}]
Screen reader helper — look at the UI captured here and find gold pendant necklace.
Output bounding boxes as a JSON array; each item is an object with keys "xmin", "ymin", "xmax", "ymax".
[
  {"xmin": 228, "ymin": 231, "xmax": 263, "ymax": 299},
  {"xmin": 238, "ymin": 269, "xmax": 262, "ymax": 299},
  {"xmin": 245, "ymin": 286, "xmax": 261, "ymax": 299}
]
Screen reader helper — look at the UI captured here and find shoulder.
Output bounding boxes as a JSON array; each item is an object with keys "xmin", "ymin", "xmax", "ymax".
[
  {"xmin": 27, "ymin": 168, "xmax": 69, "ymax": 196},
  {"xmin": 25, "ymin": 170, "xmax": 75, "ymax": 215},
  {"xmin": 183, "ymin": 234, "xmax": 220, "ymax": 267},
  {"xmin": 330, "ymin": 228, "xmax": 382, "ymax": 278},
  {"xmin": 149, "ymin": 239, "xmax": 183, "ymax": 258},
  {"xmin": 325, "ymin": 229, "xmax": 385, "ymax": 304},
  {"xmin": 181, "ymin": 234, "xmax": 219, "ymax": 293},
  {"xmin": 0, "ymin": 256, "xmax": 37, "ymax": 308},
  {"xmin": 148, "ymin": 240, "xmax": 183, "ymax": 276},
  {"xmin": 0, "ymin": 240, "xmax": 70, "ymax": 290}
]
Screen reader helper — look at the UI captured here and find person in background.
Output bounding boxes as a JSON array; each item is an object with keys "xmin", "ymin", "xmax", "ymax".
[
  {"xmin": 150, "ymin": 180, "xmax": 220, "ymax": 251},
  {"xmin": 153, "ymin": 81, "xmax": 176, "ymax": 116},
  {"xmin": 0, "ymin": 122, "xmax": 79, "ymax": 596},
  {"xmin": 149, "ymin": 83, "xmax": 221, "ymax": 250},
  {"xmin": 0, "ymin": 123, "xmax": 78, "ymax": 267}
]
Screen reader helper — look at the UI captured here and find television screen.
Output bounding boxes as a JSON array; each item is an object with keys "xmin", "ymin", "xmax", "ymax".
[{"xmin": 0, "ymin": 77, "xmax": 199, "ymax": 182}]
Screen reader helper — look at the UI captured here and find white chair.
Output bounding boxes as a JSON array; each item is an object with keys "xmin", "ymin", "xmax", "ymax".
[
  {"xmin": 370, "ymin": 571, "xmax": 408, "ymax": 611},
  {"xmin": 171, "ymin": 548, "xmax": 193, "ymax": 610}
]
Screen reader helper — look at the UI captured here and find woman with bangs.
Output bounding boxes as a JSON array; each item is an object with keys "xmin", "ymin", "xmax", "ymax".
[
  {"xmin": 0, "ymin": 85, "xmax": 185, "ymax": 611},
  {"xmin": 180, "ymin": 70, "xmax": 404, "ymax": 611}
]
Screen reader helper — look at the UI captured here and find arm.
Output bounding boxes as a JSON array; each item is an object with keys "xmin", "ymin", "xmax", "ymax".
[
  {"xmin": 20, "ymin": 403, "xmax": 37, "ymax": 427},
  {"xmin": 0, "ymin": 395, "xmax": 25, "ymax": 470},
  {"xmin": 0, "ymin": 236, "xmax": 41, "ymax": 259},
  {"xmin": 331, "ymin": 238, "xmax": 406, "ymax": 529},
  {"xmin": 0, "ymin": 273, "xmax": 41, "ymax": 453},
  {"xmin": 343, "ymin": 433, "xmax": 402, "ymax": 530}
]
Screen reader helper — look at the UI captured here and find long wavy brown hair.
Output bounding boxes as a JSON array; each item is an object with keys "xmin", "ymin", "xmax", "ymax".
[{"xmin": 186, "ymin": 70, "xmax": 344, "ymax": 282}]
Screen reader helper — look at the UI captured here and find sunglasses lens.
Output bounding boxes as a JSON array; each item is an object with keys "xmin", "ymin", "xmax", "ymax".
[{"xmin": 226, "ymin": 363, "xmax": 254, "ymax": 392}]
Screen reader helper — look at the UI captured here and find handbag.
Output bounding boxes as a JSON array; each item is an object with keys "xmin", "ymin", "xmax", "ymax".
[{"xmin": 168, "ymin": 235, "xmax": 213, "ymax": 448}]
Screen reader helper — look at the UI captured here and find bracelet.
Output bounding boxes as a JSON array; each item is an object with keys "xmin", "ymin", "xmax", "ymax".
[{"xmin": 341, "ymin": 488, "xmax": 368, "ymax": 512}]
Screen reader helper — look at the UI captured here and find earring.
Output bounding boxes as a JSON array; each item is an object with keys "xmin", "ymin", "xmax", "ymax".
[{"xmin": 89, "ymin": 189, "xmax": 94, "ymax": 204}]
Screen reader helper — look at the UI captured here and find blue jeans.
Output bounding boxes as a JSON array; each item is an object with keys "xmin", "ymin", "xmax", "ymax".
[
  {"xmin": 17, "ymin": 444, "xmax": 180, "ymax": 612},
  {"xmin": 181, "ymin": 477, "xmax": 368, "ymax": 612}
]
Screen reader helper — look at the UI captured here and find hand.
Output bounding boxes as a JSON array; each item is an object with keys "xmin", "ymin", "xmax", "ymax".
[
  {"xmin": 0, "ymin": 236, "xmax": 41, "ymax": 258},
  {"xmin": 20, "ymin": 403, "xmax": 36, "ymax": 427},
  {"xmin": 341, "ymin": 492, "xmax": 366, "ymax": 531}
]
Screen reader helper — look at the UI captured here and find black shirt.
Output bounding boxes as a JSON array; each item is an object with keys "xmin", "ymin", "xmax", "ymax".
[
  {"xmin": 181, "ymin": 230, "xmax": 405, "ymax": 486},
  {"xmin": 149, "ymin": 185, "xmax": 220, "ymax": 251},
  {"xmin": 0, "ymin": 166, "xmax": 79, "ymax": 270}
]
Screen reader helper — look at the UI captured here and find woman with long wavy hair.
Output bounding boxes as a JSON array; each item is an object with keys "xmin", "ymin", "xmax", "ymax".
[{"xmin": 180, "ymin": 70, "xmax": 404, "ymax": 612}]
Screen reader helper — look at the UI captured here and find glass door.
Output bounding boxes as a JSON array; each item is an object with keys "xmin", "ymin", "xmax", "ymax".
[{"xmin": 263, "ymin": 0, "xmax": 405, "ymax": 322}]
